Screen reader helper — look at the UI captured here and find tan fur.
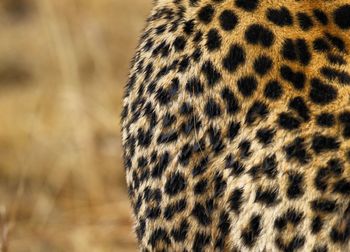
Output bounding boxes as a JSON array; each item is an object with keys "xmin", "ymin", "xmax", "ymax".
[{"xmin": 122, "ymin": 0, "xmax": 350, "ymax": 251}]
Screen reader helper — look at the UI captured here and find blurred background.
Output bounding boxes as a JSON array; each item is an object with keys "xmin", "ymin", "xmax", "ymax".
[{"xmin": 0, "ymin": 0, "xmax": 151, "ymax": 251}]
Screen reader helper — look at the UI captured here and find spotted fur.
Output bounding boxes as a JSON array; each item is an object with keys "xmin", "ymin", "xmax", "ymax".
[{"xmin": 121, "ymin": 1, "xmax": 350, "ymax": 251}]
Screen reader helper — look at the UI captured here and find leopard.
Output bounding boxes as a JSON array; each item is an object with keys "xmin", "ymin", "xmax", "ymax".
[{"xmin": 121, "ymin": 0, "xmax": 350, "ymax": 251}]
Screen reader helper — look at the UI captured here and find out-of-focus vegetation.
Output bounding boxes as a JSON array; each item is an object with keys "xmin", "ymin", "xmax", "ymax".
[{"xmin": 0, "ymin": 0, "xmax": 151, "ymax": 251}]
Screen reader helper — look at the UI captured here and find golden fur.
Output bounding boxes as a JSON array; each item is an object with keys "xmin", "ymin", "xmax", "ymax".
[{"xmin": 122, "ymin": 0, "xmax": 350, "ymax": 251}]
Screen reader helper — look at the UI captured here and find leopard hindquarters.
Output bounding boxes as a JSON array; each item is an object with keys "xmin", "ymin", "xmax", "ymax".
[{"xmin": 122, "ymin": 0, "xmax": 350, "ymax": 251}]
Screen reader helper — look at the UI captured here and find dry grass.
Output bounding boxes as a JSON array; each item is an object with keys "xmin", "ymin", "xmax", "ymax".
[{"xmin": 0, "ymin": 0, "xmax": 151, "ymax": 251}]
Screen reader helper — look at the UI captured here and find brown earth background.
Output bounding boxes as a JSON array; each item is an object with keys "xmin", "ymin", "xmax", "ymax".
[{"xmin": 0, "ymin": 0, "xmax": 152, "ymax": 251}]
